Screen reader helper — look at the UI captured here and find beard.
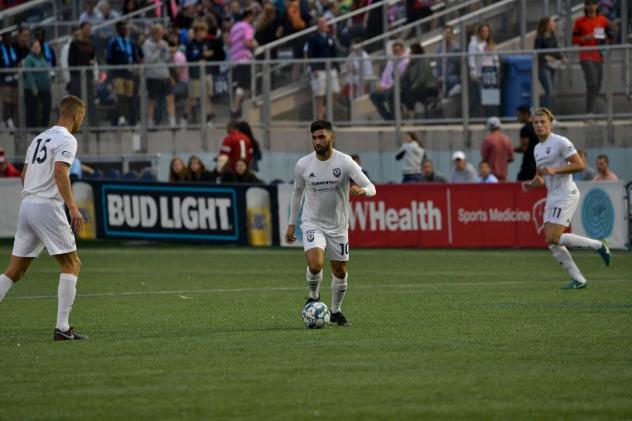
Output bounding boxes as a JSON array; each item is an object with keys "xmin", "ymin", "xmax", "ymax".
[{"xmin": 314, "ymin": 144, "xmax": 331, "ymax": 156}]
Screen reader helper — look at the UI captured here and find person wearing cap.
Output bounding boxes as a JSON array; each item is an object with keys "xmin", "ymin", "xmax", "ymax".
[
  {"xmin": 572, "ymin": 0, "xmax": 611, "ymax": 114},
  {"xmin": 481, "ymin": 116, "xmax": 514, "ymax": 181},
  {"xmin": 450, "ymin": 151, "xmax": 477, "ymax": 183},
  {"xmin": 0, "ymin": 154, "xmax": 21, "ymax": 178}
]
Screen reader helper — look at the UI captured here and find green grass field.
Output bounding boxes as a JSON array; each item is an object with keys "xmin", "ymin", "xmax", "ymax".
[{"xmin": 0, "ymin": 245, "xmax": 631, "ymax": 420}]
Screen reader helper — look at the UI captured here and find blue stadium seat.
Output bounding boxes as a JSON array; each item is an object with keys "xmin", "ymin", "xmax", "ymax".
[
  {"xmin": 90, "ymin": 169, "xmax": 103, "ymax": 179},
  {"xmin": 105, "ymin": 169, "xmax": 121, "ymax": 179},
  {"xmin": 139, "ymin": 169, "xmax": 157, "ymax": 181},
  {"xmin": 122, "ymin": 170, "xmax": 139, "ymax": 180}
]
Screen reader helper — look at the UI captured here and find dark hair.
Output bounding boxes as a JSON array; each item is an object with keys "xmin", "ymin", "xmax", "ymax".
[
  {"xmin": 351, "ymin": 154, "xmax": 360, "ymax": 161},
  {"xmin": 116, "ymin": 21, "xmax": 127, "ymax": 32},
  {"xmin": 596, "ymin": 154, "xmax": 609, "ymax": 164},
  {"xmin": 80, "ymin": 22, "xmax": 91, "ymax": 30},
  {"xmin": 409, "ymin": 44, "xmax": 424, "ymax": 55},
  {"xmin": 241, "ymin": 9, "xmax": 253, "ymax": 19},
  {"xmin": 310, "ymin": 120, "xmax": 333, "ymax": 133},
  {"xmin": 516, "ymin": 104, "xmax": 531, "ymax": 114},
  {"xmin": 392, "ymin": 40, "xmax": 404, "ymax": 49}
]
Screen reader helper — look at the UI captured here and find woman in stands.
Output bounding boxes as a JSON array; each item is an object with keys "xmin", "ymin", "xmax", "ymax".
[
  {"xmin": 534, "ymin": 17, "xmax": 565, "ymax": 108},
  {"xmin": 467, "ymin": 23, "xmax": 499, "ymax": 117},
  {"xmin": 169, "ymin": 156, "xmax": 189, "ymax": 182},
  {"xmin": 187, "ymin": 155, "xmax": 213, "ymax": 182},
  {"xmin": 234, "ymin": 159, "xmax": 263, "ymax": 184}
]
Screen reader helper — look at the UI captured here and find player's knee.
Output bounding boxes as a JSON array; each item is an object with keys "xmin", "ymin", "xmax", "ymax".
[
  {"xmin": 308, "ymin": 263, "xmax": 323, "ymax": 274},
  {"xmin": 545, "ymin": 233, "xmax": 561, "ymax": 245}
]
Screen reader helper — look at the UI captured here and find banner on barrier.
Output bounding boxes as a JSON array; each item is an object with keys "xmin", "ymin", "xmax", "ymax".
[
  {"xmin": 572, "ymin": 181, "xmax": 628, "ymax": 249},
  {"xmin": 349, "ymin": 183, "xmax": 549, "ymax": 248}
]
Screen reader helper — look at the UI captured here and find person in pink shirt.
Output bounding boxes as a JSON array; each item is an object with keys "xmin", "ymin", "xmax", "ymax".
[
  {"xmin": 592, "ymin": 154, "xmax": 619, "ymax": 181},
  {"xmin": 229, "ymin": 9, "xmax": 257, "ymax": 118},
  {"xmin": 481, "ymin": 116, "xmax": 514, "ymax": 181}
]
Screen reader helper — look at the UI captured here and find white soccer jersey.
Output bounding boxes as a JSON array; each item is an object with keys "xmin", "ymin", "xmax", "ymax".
[
  {"xmin": 291, "ymin": 149, "xmax": 374, "ymax": 233},
  {"xmin": 22, "ymin": 126, "xmax": 77, "ymax": 202},
  {"xmin": 533, "ymin": 133, "xmax": 579, "ymax": 198}
]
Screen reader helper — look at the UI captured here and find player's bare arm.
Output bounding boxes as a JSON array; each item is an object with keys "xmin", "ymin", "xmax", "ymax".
[
  {"xmin": 54, "ymin": 161, "xmax": 84, "ymax": 234},
  {"xmin": 522, "ymin": 168, "xmax": 544, "ymax": 192}
]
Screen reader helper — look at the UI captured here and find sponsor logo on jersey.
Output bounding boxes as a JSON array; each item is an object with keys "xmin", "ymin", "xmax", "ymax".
[
  {"xmin": 581, "ymin": 188, "xmax": 614, "ymax": 239},
  {"xmin": 333, "ymin": 168, "xmax": 341, "ymax": 178}
]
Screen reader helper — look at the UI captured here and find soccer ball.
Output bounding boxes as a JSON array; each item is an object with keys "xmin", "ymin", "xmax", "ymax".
[{"xmin": 301, "ymin": 301, "xmax": 330, "ymax": 329}]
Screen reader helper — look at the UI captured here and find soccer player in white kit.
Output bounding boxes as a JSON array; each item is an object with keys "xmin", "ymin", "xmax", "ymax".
[
  {"xmin": 0, "ymin": 95, "xmax": 88, "ymax": 339},
  {"xmin": 285, "ymin": 120, "xmax": 376, "ymax": 325},
  {"xmin": 522, "ymin": 108, "xmax": 611, "ymax": 289}
]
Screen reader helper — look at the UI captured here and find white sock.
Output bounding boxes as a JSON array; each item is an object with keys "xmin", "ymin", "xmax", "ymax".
[
  {"xmin": 56, "ymin": 273, "xmax": 78, "ymax": 332},
  {"xmin": 168, "ymin": 116, "xmax": 177, "ymax": 126},
  {"xmin": 306, "ymin": 267, "xmax": 322, "ymax": 299},
  {"xmin": 560, "ymin": 233, "xmax": 602, "ymax": 250},
  {"xmin": 549, "ymin": 245, "xmax": 587, "ymax": 284},
  {"xmin": 0, "ymin": 274, "xmax": 14, "ymax": 303},
  {"xmin": 331, "ymin": 273, "xmax": 348, "ymax": 313}
]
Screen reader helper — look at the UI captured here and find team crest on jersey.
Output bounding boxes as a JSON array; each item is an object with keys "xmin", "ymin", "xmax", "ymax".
[{"xmin": 333, "ymin": 168, "xmax": 341, "ymax": 178}]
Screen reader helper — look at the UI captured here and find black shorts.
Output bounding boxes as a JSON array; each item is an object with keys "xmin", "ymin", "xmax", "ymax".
[
  {"xmin": 232, "ymin": 65, "xmax": 251, "ymax": 91},
  {"xmin": 147, "ymin": 78, "xmax": 174, "ymax": 100}
]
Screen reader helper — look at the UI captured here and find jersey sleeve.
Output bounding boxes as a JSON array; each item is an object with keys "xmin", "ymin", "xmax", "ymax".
[
  {"xmin": 219, "ymin": 136, "xmax": 232, "ymax": 156},
  {"xmin": 560, "ymin": 136, "xmax": 577, "ymax": 159},
  {"xmin": 347, "ymin": 157, "xmax": 376, "ymax": 196},
  {"xmin": 288, "ymin": 160, "xmax": 305, "ymax": 225},
  {"xmin": 54, "ymin": 136, "xmax": 77, "ymax": 165}
]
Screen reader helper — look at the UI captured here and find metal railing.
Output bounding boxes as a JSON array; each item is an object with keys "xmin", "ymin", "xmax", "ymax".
[
  {"xmin": 0, "ymin": 44, "xmax": 630, "ymax": 150},
  {"xmin": 0, "ymin": 0, "xmax": 58, "ymax": 38}
]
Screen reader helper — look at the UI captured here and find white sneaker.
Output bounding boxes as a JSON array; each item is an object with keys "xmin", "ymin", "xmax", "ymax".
[
  {"xmin": 168, "ymin": 116, "xmax": 177, "ymax": 127},
  {"xmin": 6, "ymin": 118, "xmax": 15, "ymax": 130},
  {"xmin": 180, "ymin": 118, "xmax": 187, "ymax": 129},
  {"xmin": 117, "ymin": 116, "xmax": 127, "ymax": 126}
]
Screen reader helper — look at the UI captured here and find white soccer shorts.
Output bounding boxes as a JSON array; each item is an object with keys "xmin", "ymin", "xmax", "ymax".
[
  {"xmin": 543, "ymin": 192, "xmax": 580, "ymax": 227},
  {"xmin": 12, "ymin": 197, "xmax": 77, "ymax": 257},
  {"xmin": 311, "ymin": 69, "xmax": 341, "ymax": 97},
  {"xmin": 301, "ymin": 223, "xmax": 349, "ymax": 262}
]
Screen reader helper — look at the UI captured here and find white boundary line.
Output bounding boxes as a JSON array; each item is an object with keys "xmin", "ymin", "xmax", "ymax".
[{"xmin": 7, "ymin": 279, "xmax": 629, "ymax": 301}]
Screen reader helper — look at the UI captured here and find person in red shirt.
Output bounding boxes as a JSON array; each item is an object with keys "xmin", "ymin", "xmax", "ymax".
[
  {"xmin": 480, "ymin": 117, "xmax": 514, "ymax": 181},
  {"xmin": 219, "ymin": 120, "xmax": 253, "ymax": 172},
  {"xmin": 572, "ymin": 0, "xmax": 611, "ymax": 114},
  {"xmin": 0, "ymin": 153, "xmax": 21, "ymax": 178}
]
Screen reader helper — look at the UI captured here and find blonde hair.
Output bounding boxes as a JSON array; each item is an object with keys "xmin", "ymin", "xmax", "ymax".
[
  {"xmin": 59, "ymin": 95, "xmax": 85, "ymax": 118},
  {"xmin": 533, "ymin": 107, "xmax": 555, "ymax": 122},
  {"xmin": 151, "ymin": 23, "xmax": 164, "ymax": 38}
]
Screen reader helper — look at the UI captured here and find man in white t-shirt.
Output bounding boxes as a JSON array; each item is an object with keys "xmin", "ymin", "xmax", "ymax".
[
  {"xmin": 0, "ymin": 95, "xmax": 88, "ymax": 340},
  {"xmin": 522, "ymin": 108, "xmax": 611, "ymax": 289},
  {"xmin": 286, "ymin": 120, "xmax": 376, "ymax": 325}
]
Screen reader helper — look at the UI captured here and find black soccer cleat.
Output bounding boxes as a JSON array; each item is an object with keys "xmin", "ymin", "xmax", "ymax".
[
  {"xmin": 54, "ymin": 327, "xmax": 88, "ymax": 341},
  {"xmin": 330, "ymin": 311, "xmax": 351, "ymax": 326},
  {"xmin": 305, "ymin": 295, "xmax": 320, "ymax": 306}
]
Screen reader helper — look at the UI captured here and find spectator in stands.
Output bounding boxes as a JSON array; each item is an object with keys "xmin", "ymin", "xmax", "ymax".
[
  {"xmin": 0, "ymin": 32, "xmax": 18, "ymax": 130},
  {"xmin": 593, "ymin": 154, "xmax": 619, "ymax": 181},
  {"xmin": 23, "ymin": 40, "xmax": 52, "ymax": 128},
  {"xmin": 96, "ymin": 0, "xmax": 121, "ymax": 43},
  {"xmin": 80, "ymin": 0, "xmax": 103, "ymax": 25},
  {"xmin": 144, "ymin": 24, "xmax": 177, "ymax": 127},
  {"xmin": 573, "ymin": 0, "xmax": 611, "ymax": 114},
  {"xmin": 573, "ymin": 149, "xmax": 597, "ymax": 181},
  {"xmin": 235, "ymin": 159, "xmax": 263, "ymax": 183},
  {"xmin": 122, "ymin": 0, "xmax": 139, "ymax": 15},
  {"xmin": 208, "ymin": 155, "xmax": 237, "ymax": 183},
  {"xmin": 236, "ymin": 121, "xmax": 263, "ymax": 172},
  {"xmin": 230, "ymin": 10, "xmax": 258, "ymax": 119},
  {"xmin": 169, "ymin": 156, "xmax": 189, "ymax": 182},
  {"xmin": 370, "ymin": 41, "xmax": 409, "ymax": 120},
  {"xmin": 220, "ymin": 120, "xmax": 254, "ymax": 172},
  {"xmin": 481, "ymin": 117, "xmax": 514, "ymax": 181},
  {"xmin": 421, "ymin": 159, "xmax": 447, "ymax": 183},
  {"xmin": 406, "ymin": 0, "xmax": 433, "ymax": 27},
  {"xmin": 107, "ymin": 21, "xmax": 143, "ymax": 126},
  {"xmin": 477, "ymin": 161, "xmax": 498, "ymax": 183},
  {"xmin": 188, "ymin": 155, "xmax": 214, "ymax": 181},
  {"xmin": 534, "ymin": 17, "xmax": 564, "ymax": 108},
  {"xmin": 344, "ymin": 37, "xmax": 373, "ymax": 98},
  {"xmin": 60, "ymin": 27, "xmax": 80, "ymax": 90},
  {"xmin": 185, "ymin": 19, "xmax": 224, "ymax": 124},
  {"xmin": 0, "ymin": 154, "xmax": 20, "ymax": 178},
  {"xmin": 400, "ymin": 44, "xmax": 439, "ymax": 119},
  {"xmin": 33, "ymin": 28, "xmax": 56, "ymax": 69},
  {"xmin": 468, "ymin": 23, "xmax": 499, "ymax": 117},
  {"xmin": 255, "ymin": 2, "xmax": 283, "ymax": 56},
  {"xmin": 167, "ymin": 32, "xmax": 188, "ymax": 124},
  {"xmin": 434, "ymin": 25, "xmax": 461, "ymax": 96},
  {"xmin": 514, "ymin": 105, "xmax": 539, "ymax": 181},
  {"xmin": 451, "ymin": 151, "xmax": 477, "ymax": 183},
  {"xmin": 306, "ymin": 17, "xmax": 340, "ymax": 121},
  {"xmin": 69, "ymin": 157, "xmax": 95, "ymax": 180},
  {"xmin": 396, "ymin": 132, "xmax": 425, "ymax": 182},
  {"xmin": 175, "ymin": 0, "xmax": 199, "ymax": 30},
  {"xmin": 68, "ymin": 23, "xmax": 97, "ymax": 126},
  {"xmin": 13, "ymin": 26, "xmax": 30, "ymax": 64}
]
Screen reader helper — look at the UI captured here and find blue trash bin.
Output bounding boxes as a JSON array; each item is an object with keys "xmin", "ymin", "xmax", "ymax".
[{"xmin": 501, "ymin": 55, "xmax": 532, "ymax": 116}]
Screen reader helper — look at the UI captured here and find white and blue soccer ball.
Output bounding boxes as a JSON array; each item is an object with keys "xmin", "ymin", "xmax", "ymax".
[{"xmin": 301, "ymin": 301, "xmax": 330, "ymax": 329}]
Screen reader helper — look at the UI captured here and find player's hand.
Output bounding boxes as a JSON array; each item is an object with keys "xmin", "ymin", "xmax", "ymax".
[
  {"xmin": 69, "ymin": 206, "xmax": 86, "ymax": 235},
  {"xmin": 540, "ymin": 167, "xmax": 556, "ymax": 176},
  {"xmin": 350, "ymin": 185, "xmax": 366, "ymax": 196},
  {"xmin": 521, "ymin": 180, "xmax": 532, "ymax": 192},
  {"xmin": 285, "ymin": 225, "xmax": 296, "ymax": 244}
]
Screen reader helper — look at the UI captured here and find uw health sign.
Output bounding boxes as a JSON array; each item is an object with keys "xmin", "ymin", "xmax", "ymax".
[{"xmin": 349, "ymin": 184, "xmax": 549, "ymax": 248}]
